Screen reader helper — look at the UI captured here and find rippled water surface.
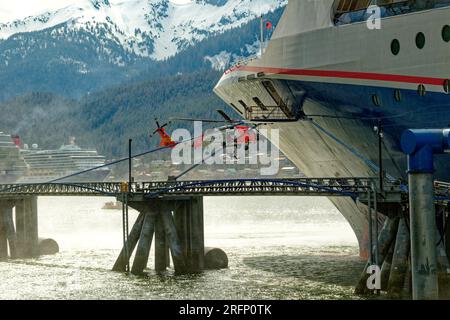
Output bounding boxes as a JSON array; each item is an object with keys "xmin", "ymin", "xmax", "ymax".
[{"xmin": 0, "ymin": 196, "xmax": 367, "ymax": 300}]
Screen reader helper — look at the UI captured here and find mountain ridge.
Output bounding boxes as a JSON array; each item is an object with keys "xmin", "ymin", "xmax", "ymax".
[
  {"xmin": 0, "ymin": 2, "xmax": 285, "ymax": 101},
  {"xmin": 0, "ymin": 0, "xmax": 285, "ymax": 60}
]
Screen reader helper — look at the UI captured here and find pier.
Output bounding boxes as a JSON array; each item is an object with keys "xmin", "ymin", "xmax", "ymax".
[{"xmin": 0, "ymin": 177, "xmax": 449, "ymax": 299}]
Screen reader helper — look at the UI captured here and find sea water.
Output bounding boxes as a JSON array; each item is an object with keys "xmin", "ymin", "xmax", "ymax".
[{"xmin": 0, "ymin": 196, "xmax": 366, "ymax": 300}]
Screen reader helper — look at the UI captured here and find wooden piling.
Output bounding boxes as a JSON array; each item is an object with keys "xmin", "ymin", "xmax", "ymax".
[
  {"xmin": 112, "ymin": 212, "xmax": 144, "ymax": 272},
  {"xmin": 131, "ymin": 209, "xmax": 157, "ymax": 275},
  {"xmin": 436, "ymin": 230, "xmax": 450, "ymax": 299},
  {"xmin": 174, "ymin": 201, "xmax": 188, "ymax": 259},
  {"xmin": 3, "ymin": 205, "xmax": 17, "ymax": 259},
  {"xmin": 387, "ymin": 217, "xmax": 410, "ymax": 298},
  {"xmin": 380, "ymin": 242, "xmax": 394, "ymax": 291},
  {"xmin": 173, "ymin": 198, "xmax": 204, "ymax": 273},
  {"xmin": 155, "ymin": 210, "xmax": 170, "ymax": 272},
  {"xmin": 189, "ymin": 197, "xmax": 205, "ymax": 272},
  {"xmin": 355, "ymin": 216, "xmax": 399, "ymax": 295},
  {"xmin": 15, "ymin": 197, "xmax": 39, "ymax": 258},
  {"xmin": 0, "ymin": 204, "xmax": 8, "ymax": 260},
  {"xmin": 445, "ymin": 205, "xmax": 450, "ymax": 261},
  {"xmin": 161, "ymin": 208, "xmax": 187, "ymax": 275},
  {"xmin": 401, "ymin": 254, "xmax": 412, "ymax": 299}
]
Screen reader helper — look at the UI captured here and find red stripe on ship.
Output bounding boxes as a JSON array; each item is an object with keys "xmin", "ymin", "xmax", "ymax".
[{"xmin": 235, "ymin": 66, "xmax": 447, "ymax": 86}]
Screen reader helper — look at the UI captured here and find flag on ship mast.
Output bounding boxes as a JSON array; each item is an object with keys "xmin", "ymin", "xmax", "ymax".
[
  {"xmin": 260, "ymin": 15, "xmax": 273, "ymax": 56},
  {"xmin": 260, "ymin": 15, "xmax": 264, "ymax": 56}
]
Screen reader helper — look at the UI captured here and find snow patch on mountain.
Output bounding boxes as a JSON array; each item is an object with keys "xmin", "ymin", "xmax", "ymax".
[
  {"xmin": 204, "ymin": 51, "xmax": 231, "ymax": 70},
  {"xmin": 204, "ymin": 38, "xmax": 262, "ymax": 70}
]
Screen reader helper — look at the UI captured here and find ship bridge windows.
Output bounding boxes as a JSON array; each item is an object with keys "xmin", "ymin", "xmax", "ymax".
[{"xmin": 333, "ymin": 0, "xmax": 450, "ymax": 25}]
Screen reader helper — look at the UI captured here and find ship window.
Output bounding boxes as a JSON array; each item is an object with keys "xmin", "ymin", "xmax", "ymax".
[
  {"xmin": 444, "ymin": 80, "xmax": 450, "ymax": 94},
  {"xmin": 252, "ymin": 97, "xmax": 267, "ymax": 111},
  {"xmin": 391, "ymin": 39, "xmax": 400, "ymax": 55},
  {"xmin": 394, "ymin": 89, "xmax": 402, "ymax": 102},
  {"xmin": 230, "ymin": 103, "xmax": 243, "ymax": 115},
  {"xmin": 334, "ymin": 0, "xmax": 450, "ymax": 26},
  {"xmin": 238, "ymin": 100, "xmax": 247, "ymax": 108},
  {"xmin": 443, "ymin": 25, "xmax": 450, "ymax": 42},
  {"xmin": 418, "ymin": 84, "xmax": 426, "ymax": 96},
  {"xmin": 371, "ymin": 94, "xmax": 382, "ymax": 107},
  {"xmin": 415, "ymin": 32, "xmax": 426, "ymax": 49}
]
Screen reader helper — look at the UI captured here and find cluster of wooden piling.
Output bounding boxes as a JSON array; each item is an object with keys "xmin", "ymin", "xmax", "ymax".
[
  {"xmin": 113, "ymin": 197, "xmax": 213, "ymax": 275},
  {"xmin": 0, "ymin": 197, "xmax": 39, "ymax": 260},
  {"xmin": 355, "ymin": 203, "xmax": 450, "ymax": 299}
]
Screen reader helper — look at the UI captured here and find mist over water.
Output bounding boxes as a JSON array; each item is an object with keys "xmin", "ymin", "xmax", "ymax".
[{"xmin": 0, "ymin": 196, "xmax": 366, "ymax": 300}]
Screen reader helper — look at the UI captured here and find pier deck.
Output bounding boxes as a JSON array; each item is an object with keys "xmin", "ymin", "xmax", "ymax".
[{"xmin": 0, "ymin": 177, "xmax": 403, "ymax": 201}]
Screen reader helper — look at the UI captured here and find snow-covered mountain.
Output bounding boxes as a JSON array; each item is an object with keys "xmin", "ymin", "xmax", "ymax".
[
  {"xmin": 0, "ymin": 0, "xmax": 288, "ymax": 157},
  {"xmin": 0, "ymin": 0, "xmax": 285, "ymax": 60}
]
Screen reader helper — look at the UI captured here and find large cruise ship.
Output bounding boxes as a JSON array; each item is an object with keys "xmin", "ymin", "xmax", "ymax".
[
  {"xmin": 19, "ymin": 137, "xmax": 111, "ymax": 183},
  {"xmin": 0, "ymin": 133, "xmax": 28, "ymax": 183},
  {"xmin": 214, "ymin": 0, "xmax": 450, "ymax": 257}
]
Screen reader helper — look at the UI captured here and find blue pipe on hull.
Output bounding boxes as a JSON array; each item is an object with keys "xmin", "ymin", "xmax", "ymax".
[
  {"xmin": 401, "ymin": 129, "xmax": 450, "ymax": 174},
  {"xmin": 400, "ymin": 128, "xmax": 450, "ymax": 300}
]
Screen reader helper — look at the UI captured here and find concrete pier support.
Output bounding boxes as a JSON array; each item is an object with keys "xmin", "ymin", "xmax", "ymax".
[
  {"xmin": 113, "ymin": 197, "xmax": 205, "ymax": 275},
  {"xmin": 380, "ymin": 243, "xmax": 394, "ymax": 291},
  {"xmin": 155, "ymin": 210, "xmax": 170, "ymax": 272},
  {"xmin": 15, "ymin": 197, "xmax": 39, "ymax": 258},
  {"xmin": 355, "ymin": 216, "xmax": 399, "ymax": 295},
  {"xmin": 0, "ymin": 200, "xmax": 19, "ymax": 259},
  {"xmin": 0, "ymin": 208, "xmax": 7, "ymax": 260},
  {"xmin": 161, "ymin": 206, "xmax": 187, "ymax": 275},
  {"xmin": 112, "ymin": 212, "xmax": 145, "ymax": 272},
  {"xmin": 173, "ymin": 198, "xmax": 205, "ymax": 273},
  {"xmin": 387, "ymin": 217, "xmax": 410, "ymax": 298},
  {"xmin": 409, "ymin": 173, "xmax": 439, "ymax": 300},
  {"xmin": 436, "ymin": 240, "xmax": 450, "ymax": 298},
  {"xmin": 131, "ymin": 207, "xmax": 157, "ymax": 275},
  {"xmin": 445, "ymin": 205, "xmax": 450, "ymax": 261}
]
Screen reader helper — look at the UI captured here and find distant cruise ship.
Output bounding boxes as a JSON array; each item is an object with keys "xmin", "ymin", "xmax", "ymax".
[
  {"xmin": 0, "ymin": 133, "xmax": 28, "ymax": 183},
  {"xmin": 19, "ymin": 137, "xmax": 111, "ymax": 183}
]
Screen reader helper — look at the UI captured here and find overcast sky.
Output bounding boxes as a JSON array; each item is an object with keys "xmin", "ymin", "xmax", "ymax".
[{"xmin": 0, "ymin": 0, "xmax": 192, "ymax": 22}]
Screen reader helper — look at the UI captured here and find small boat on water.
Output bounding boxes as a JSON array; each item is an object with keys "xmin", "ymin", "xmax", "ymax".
[{"xmin": 102, "ymin": 201, "xmax": 122, "ymax": 210}]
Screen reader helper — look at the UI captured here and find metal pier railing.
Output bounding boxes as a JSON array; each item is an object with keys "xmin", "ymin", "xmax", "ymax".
[{"xmin": 0, "ymin": 177, "xmax": 383, "ymax": 199}]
